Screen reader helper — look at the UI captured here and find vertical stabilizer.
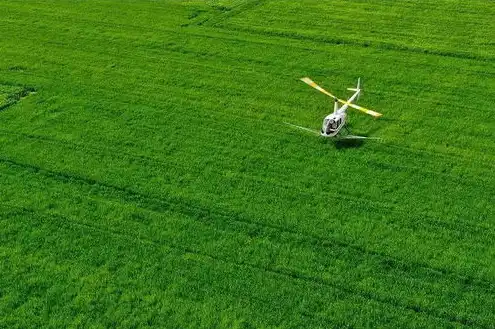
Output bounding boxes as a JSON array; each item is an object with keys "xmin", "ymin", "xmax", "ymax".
[
  {"xmin": 347, "ymin": 78, "xmax": 362, "ymax": 101},
  {"xmin": 356, "ymin": 78, "xmax": 361, "ymax": 101},
  {"xmin": 347, "ymin": 78, "xmax": 362, "ymax": 92}
]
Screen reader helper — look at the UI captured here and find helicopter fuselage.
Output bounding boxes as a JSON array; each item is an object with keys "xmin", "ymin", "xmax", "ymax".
[
  {"xmin": 320, "ymin": 83, "xmax": 360, "ymax": 137},
  {"xmin": 321, "ymin": 111, "xmax": 347, "ymax": 137}
]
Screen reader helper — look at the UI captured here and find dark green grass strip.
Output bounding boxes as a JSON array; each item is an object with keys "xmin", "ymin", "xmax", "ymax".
[
  {"xmin": 0, "ymin": 121, "xmax": 493, "ymax": 230},
  {"xmin": 1, "ymin": 155, "xmax": 495, "ymax": 326},
  {"xmin": 0, "ymin": 204, "xmax": 488, "ymax": 328},
  {"xmin": 190, "ymin": 0, "xmax": 266, "ymax": 27},
  {"xmin": 1, "ymin": 127, "xmax": 494, "ymax": 240},
  {"xmin": 1, "ymin": 1, "xmax": 494, "ymax": 327},
  {"xmin": 2, "ymin": 207, "xmax": 460, "ymax": 329},
  {"xmin": 206, "ymin": 0, "xmax": 495, "ymax": 61},
  {"xmin": 208, "ymin": 24, "xmax": 495, "ymax": 62},
  {"xmin": 3, "ymin": 19, "xmax": 493, "ymax": 160},
  {"xmin": 0, "ymin": 84, "xmax": 34, "ymax": 111}
]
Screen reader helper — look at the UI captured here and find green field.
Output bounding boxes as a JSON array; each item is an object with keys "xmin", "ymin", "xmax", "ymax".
[{"xmin": 1, "ymin": 0, "xmax": 495, "ymax": 327}]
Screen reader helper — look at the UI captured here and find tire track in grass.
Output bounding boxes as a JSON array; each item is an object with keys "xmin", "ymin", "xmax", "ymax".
[
  {"xmin": 209, "ymin": 24, "xmax": 495, "ymax": 62},
  {"xmin": 0, "ymin": 208, "xmax": 439, "ymax": 329},
  {"xmin": 2, "ymin": 104, "xmax": 494, "ymax": 228},
  {"xmin": 8, "ymin": 62, "xmax": 493, "ymax": 166},
  {"xmin": 6, "ymin": 3, "xmax": 495, "ymax": 76},
  {"xmin": 6, "ymin": 33, "xmax": 492, "ymax": 163},
  {"xmin": 7, "ymin": 0, "xmax": 494, "ymax": 64},
  {"xmin": 25, "ymin": 57, "xmax": 494, "ymax": 160},
  {"xmin": 1, "ymin": 124, "xmax": 494, "ymax": 284},
  {"xmin": 5, "ymin": 17, "xmax": 494, "ymax": 133},
  {"xmin": 2, "ymin": 205, "xmax": 485, "ymax": 328},
  {"xmin": 2, "ymin": 2, "xmax": 493, "ymax": 327},
  {"xmin": 3, "ymin": 161, "xmax": 495, "ymax": 320},
  {"xmin": 1, "ymin": 126, "xmax": 494, "ymax": 252},
  {"xmin": 372, "ymin": 143, "xmax": 495, "ymax": 185},
  {"xmin": 0, "ymin": 208, "xmax": 296, "ymax": 329},
  {"xmin": 0, "ymin": 130, "xmax": 487, "ymax": 242},
  {"xmin": 1, "ymin": 127, "xmax": 494, "ymax": 232},
  {"xmin": 1, "ymin": 154, "xmax": 495, "ymax": 300},
  {"xmin": 189, "ymin": 0, "xmax": 266, "ymax": 27},
  {"xmin": 12, "ymin": 9, "xmax": 494, "ymax": 95},
  {"xmin": 205, "ymin": 0, "xmax": 495, "ymax": 62}
]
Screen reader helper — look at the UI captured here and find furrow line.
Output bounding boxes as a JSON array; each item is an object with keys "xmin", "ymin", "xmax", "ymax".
[
  {"xmin": 4, "ymin": 205, "xmax": 487, "ymax": 328},
  {"xmin": 1, "ymin": 155, "xmax": 494, "ymax": 295},
  {"xmin": 197, "ymin": 0, "xmax": 266, "ymax": 27},
  {"xmin": 1, "ymin": 128, "xmax": 494, "ymax": 236},
  {"xmin": 210, "ymin": 25, "xmax": 494, "ymax": 62}
]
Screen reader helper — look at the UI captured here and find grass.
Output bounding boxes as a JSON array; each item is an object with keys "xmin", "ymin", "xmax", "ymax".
[
  {"xmin": 0, "ymin": 0, "xmax": 494, "ymax": 328},
  {"xmin": 0, "ymin": 84, "xmax": 33, "ymax": 111}
]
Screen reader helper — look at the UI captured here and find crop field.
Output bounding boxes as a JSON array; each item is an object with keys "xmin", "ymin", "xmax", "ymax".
[{"xmin": 1, "ymin": 0, "xmax": 495, "ymax": 328}]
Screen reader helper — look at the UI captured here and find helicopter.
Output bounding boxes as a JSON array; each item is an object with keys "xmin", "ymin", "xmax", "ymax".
[{"xmin": 286, "ymin": 77, "xmax": 382, "ymax": 139}]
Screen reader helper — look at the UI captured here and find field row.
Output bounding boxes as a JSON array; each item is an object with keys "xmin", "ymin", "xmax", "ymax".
[
  {"xmin": 201, "ymin": 0, "xmax": 495, "ymax": 61},
  {"xmin": 1, "ymin": 0, "xmax": 494, "ymax": 327},
  {"xmin": 2, "ymin": 8, "xmax": 494, "ymax": 162},
  {"xmin": 2, "ymin": 160, "xmax": 495, "ymax": 328}
]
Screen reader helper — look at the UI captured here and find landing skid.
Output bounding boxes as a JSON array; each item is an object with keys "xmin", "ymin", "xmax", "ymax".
[
  {"xmin": 337, "ymin": 124, "xmax": 380, "ymax": 140},
  {"xmin": 284, "ymin": 122, "xmax": 380, "ymax": 140}
]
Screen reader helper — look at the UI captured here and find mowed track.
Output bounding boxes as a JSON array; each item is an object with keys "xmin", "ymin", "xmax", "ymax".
[{"xmin": 1, "ymin": 0, "xmax": 494, "ymax": 328}]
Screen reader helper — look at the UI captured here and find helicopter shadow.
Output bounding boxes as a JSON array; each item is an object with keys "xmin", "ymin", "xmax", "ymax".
[
  {"xmin": 332, "ymin": 138, "xmax": 365, "ymax": 149},
  {"xmin": 328, "ymin": 121, "xmax": 387, "ymax": 149}
]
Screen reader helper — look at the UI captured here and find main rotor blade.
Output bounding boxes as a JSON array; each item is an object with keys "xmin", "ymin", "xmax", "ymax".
[
  {"xmin": 300, "ymin": 77, "xmax": 382, "ymax": 117},
  {"xmin": 339, "ymin": 100, "xmax": 382, "ymax": 118},
  {"xmin": 300, "ymin": 77, "xmax": 337, "ymax": 99},
  {"xmin": 284, "ymin": 122, "xmax": 320, "ymax": 135}
]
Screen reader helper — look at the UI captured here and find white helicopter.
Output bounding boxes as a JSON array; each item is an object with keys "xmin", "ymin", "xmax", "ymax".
[{"xmin": 286, "ymin": 77, "xmax": 382, "ymax": 139}]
